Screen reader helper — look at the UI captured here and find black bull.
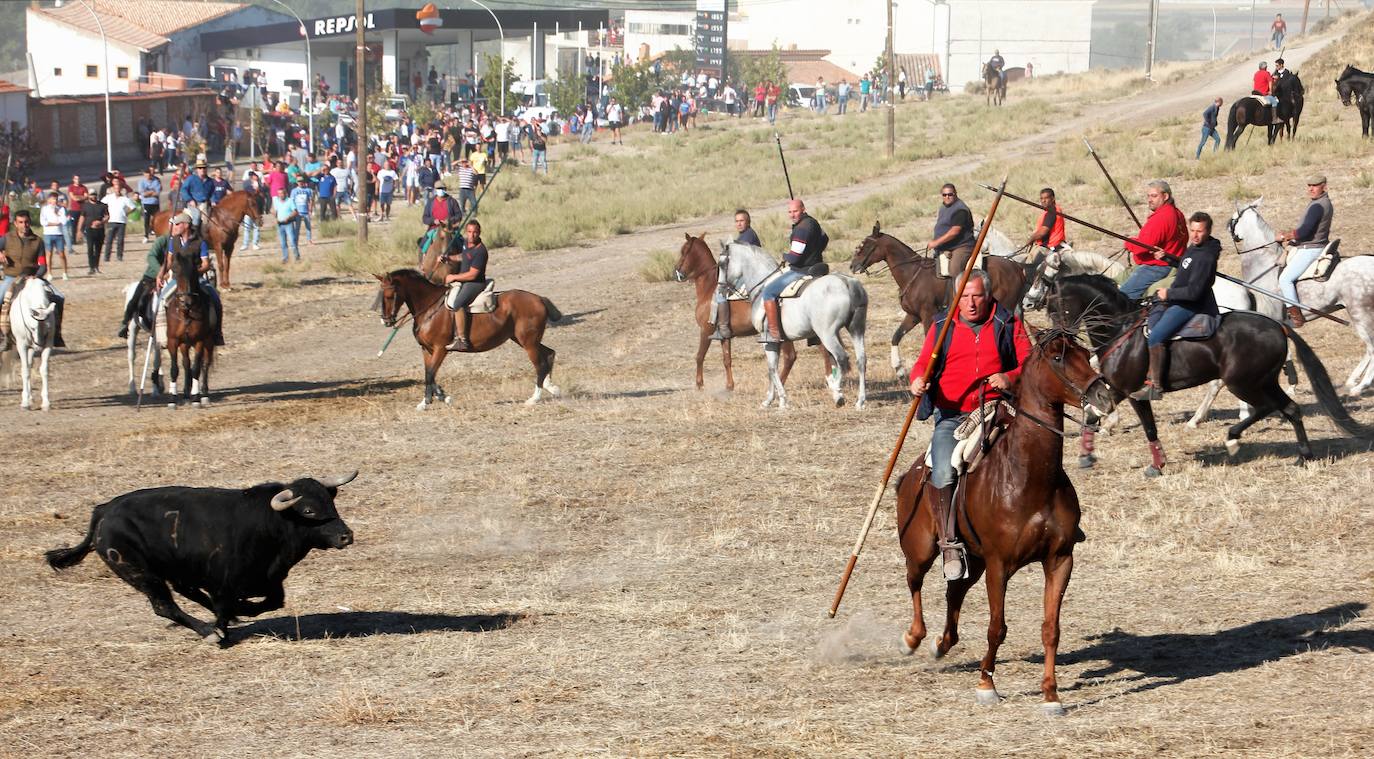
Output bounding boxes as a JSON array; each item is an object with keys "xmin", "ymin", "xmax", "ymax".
[{"xmin": 46, "ymin": 471, "xmax": 360, "ymax": 646}]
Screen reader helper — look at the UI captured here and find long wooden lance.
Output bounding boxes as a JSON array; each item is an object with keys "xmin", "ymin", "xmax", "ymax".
[
  {"xmin": 828, "ymin": 176, "xmax": 1010, "ymax": 619},
  {"xmin": 1083, "ymin": 137, "xmax": 1142, "ymax": 229},
  {"xmin": 980, "ymin": 184, "xmax": 1351, "ymax": 326}
]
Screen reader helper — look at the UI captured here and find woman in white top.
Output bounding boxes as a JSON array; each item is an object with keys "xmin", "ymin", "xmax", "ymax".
[
  {"xmin": 40, "ymin": 194, "xmax": 70, "ymax": 279},
  {"xmin": 101, "ymin": 188, "xmax": 139, "ymax": 264}
]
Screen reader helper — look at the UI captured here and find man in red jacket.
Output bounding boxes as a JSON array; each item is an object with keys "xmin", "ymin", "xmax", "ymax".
[
  {"xmin": 1119, "ymin": 180, "xmax": 1187, "ymax": 299},
  {"xmin": 909, "ymin": 270, "xmax": 1031, "ymax": 580}
]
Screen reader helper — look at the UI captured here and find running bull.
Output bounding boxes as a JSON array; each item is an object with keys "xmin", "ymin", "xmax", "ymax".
[{"xmin": 45, "ymin": 471, "xmax": 360, "ymax": 646}]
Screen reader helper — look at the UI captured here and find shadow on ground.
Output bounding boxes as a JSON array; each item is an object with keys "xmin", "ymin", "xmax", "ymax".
[
  {"xmin": 1046, "ymin": 602, "xmax": 1371, "ymax": 704},
  {"xmin": 239, "ymin": 610, "xmax": 526, "ymax": 642}
]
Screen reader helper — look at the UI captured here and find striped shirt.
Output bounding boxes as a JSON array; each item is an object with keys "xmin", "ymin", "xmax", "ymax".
[{"xmin": 455, "ymin": 166, "xmax": 476, "ymax": 190}]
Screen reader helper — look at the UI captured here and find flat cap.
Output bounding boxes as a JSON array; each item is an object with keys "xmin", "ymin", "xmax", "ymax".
[
  {"xmin": 1306, "ymin": 174, "xmax": 1327, "ymax": 186},
  {"xmin": 171, "ymin": 213, "xmax": 192, "ymax": 224}
]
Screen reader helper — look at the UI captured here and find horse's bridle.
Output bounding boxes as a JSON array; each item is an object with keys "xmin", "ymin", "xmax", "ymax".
[
  {"xmin": 379, "ymin": 279, "xmax": 407, "ymax": 328},
  {"xmin": 1036, "ymin": 331, "xmax": 1111, "ymax": 412},
  {"xmin": 716, "ymin": 244, "xmax": 781, "ymax": 301},
  {"xmin": 1228, "ymin": 204, "xmax": 1282, "ymax": 258}
]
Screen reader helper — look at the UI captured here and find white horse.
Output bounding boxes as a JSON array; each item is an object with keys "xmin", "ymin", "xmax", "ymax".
[
  {"xmin": 9, "ymin": 278, "xmax": 57, "ymax": 410},
  {"xmin": 718, "ymin": 241, "xmax": 868, "ymax": 409},
  {"xmin": 122, "ymin": 281, "xmax": 165, "ymax": 397},
  {"xmin": 1230, "ymin": 199, "xmax": 1374, "ymax": 396}
]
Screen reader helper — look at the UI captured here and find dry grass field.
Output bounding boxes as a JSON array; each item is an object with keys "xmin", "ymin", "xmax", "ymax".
[{"xmin": 3, "ymin": 14, "xmax": 1374, "ymax": 759}]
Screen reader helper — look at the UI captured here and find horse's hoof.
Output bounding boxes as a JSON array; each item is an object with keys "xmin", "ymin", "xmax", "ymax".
[
  {"xmin": 855, "ymin": 398, "xmax": 866, "ymax": 410},
  {"xmin": 19, "ymin": 402, "xmax": 30, "ymax": 411},
  {"xmin": 899, "ymin": 632, "xmax": 917, "ymax": 656},
  {"xmin": 927, "ymin": 638, "xmax": 945, "ymax": 660},
  {"xmin": 544, "ymin": 384, "xmax": 561, "ymax": 398},
  {"xmin": 1077, "ymin": 454, "xmax": 1096, "ymax": 469},
  {"xmin": 443, "ymin": 395, "xmax": 453, "ymax": 405},
  {"xmin": 1185, "ymin": 419, "xmax": 1200, "ymax": 429},
  {"xmin": 974, "ymin": 687, "xmax": 1002, "ymax": 706},
  {"xmin": 41, "ymin": 402, "xmax": 50, "ymax": 412},
  {"xmin": 1041, "ymin": 701, "xmax": 1066, "ymax": 717},
  {"xmin": 416, "ymin": 402, "xmax": 429, "ymax": 411},
  {"xmin": 834, "ymin": 396, "xmax": 845, "ymax": 408},
  {"xmin": 202, "ymin": 629, "xmax": 225, "ymax": 645},
  {"xmin": 1144, "ymin": 465, "xmax": 1162, "ymax": 478},
  {"xmin": 1224, "ymin": 438, "xmax": 1240, "ymax": 456}
]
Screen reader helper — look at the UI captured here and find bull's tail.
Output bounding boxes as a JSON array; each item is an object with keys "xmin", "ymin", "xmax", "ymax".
[
  {"xmin": 541, "ymin": 297, "xmax": 563, "ymax": 323},
  {"xmin": 45, "ymin": 503, "xmax": 105, "ymax": 570}
]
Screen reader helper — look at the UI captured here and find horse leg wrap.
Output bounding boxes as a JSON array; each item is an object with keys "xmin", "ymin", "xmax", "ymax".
[
  {"xmin": 1080, "ymin": 426, "xmax": 1096, "ymax": 455},
  {"xmin": 1148, "ymin": 440, "xmax": 1166, "ymax": 471}
]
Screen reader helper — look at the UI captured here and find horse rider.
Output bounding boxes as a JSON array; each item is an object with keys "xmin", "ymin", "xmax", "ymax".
[
  {"xmin": 926, "ymin": 183, "xmax": 976, "ymax": 278},
  {"xmin": 180, "ymin": 160, "xmax": 214, "ymax": 238},
  {"xmin": 1120, "ymin": 180, "xmax": 1187, "ymax": 300},
  {"xmin": 711, "ymin": 209, "xmax": 762, "ymax": 341},
  {"xmin": 759, "ymin": 198, "xmax": 828, "ymax": 344},
  {"xmin": 157, "ymin": 213, "xmax": 224, "ymax": 346},
  {"xmin": 422, "ymin": 181, "xmax": 461, "ymax": 231},
  {"xmin": 0, "ymin": 209, "xmax": 66, "ymax": 348},
  {"xmin": 1253, "ymin": 61, "xmax": 1278, "ymax": 112},
  {"xmin": 908, "ymin": 269, "xmax": 1030, "ymax": 581},
  {"xmin": 1273, "ymin": 175, "xmax": 1333, "ymax": 327},
  {"xmin": 443, "ymin": 219, "xmax": 489, "ymax": 353},
  {"xmin": 1024, "ymin": 187, "xmax": 1067, "ymax": 252},
  {"xmin": 117, "ymin": 230, "xmax": 170, "ymax": 339},
  {"xmin": 987, "ymin": 49, "xmax": 1006, "ymax": 90},
  {"xmin": 1131, "ymin": 211, "xmax": 1221, "ymax": 401}
]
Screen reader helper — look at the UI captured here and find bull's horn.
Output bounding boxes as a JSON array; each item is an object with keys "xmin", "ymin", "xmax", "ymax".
[
  {"xmin": 316, "ymin": 470, "xmax": 359, "ymax": 489},
  {"xmin": 270, "ymin": 489, "xmax": 301, "ymax": 511}
]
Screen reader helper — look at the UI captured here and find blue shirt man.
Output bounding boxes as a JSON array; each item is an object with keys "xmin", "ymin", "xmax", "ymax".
[{"xmin": 180, "ymin": 165, "xmax": 213, "ymax": 205}]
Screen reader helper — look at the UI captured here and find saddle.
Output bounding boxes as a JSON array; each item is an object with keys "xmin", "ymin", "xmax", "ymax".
[
  {"xmin": 777, "ymin": 264, "xmax": 829, "ymax": 299},
  {"xmin": 1297, "ymin": 240, "xmax": 1341, "ymax": 283},
  {"xmin": 938, "ymin": 251, "xmax": 987, "ymax": 278},
  {"xmin": 1146, "ymin": 303, "xmax": 1218, "ymax": 341},
  {"xmin": 445, "ymin": 280, "xmax": 498, "ymax": 314},
  {"xmin": 924, "ymin": 399, "xmax": 1012, "ymax": 475}
]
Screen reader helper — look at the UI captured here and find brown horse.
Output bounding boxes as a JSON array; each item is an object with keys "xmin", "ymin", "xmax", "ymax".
[
  {"xmin": 418, "ymin": 225, "xmax": 458, "ymax": 285},
  {"xmin": 376, "ymin": 269, "xmax": 562, "ymax": 409},
  {"xmin": 164, "ymin": 249, "xmax": 216, "ymax": 406},
  {"xmin": 153, "ymin": 190, "xmax": 261, "ymax": 290},
  {"xmin": 672, "ymin": 233, "xmax": 802, "ymax": 391},
  {"xmin": 893, "ymin": 327, "xmax": 1117, "ymax": 714},
  {"xmin": 850, "ymin": 223, "xmax": 1034, "ymax": 378}
]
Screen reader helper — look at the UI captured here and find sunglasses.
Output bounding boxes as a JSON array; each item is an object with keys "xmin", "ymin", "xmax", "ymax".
[{"xmin": 940, "ymin": 193, "xmax": 955, "ymax": 197}]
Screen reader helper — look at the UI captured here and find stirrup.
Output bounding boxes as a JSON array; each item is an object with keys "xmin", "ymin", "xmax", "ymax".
[
  {"xmin": 1130, "ymin": 382, "xmax": 1162, "ymax": 401},
  {"xmin": 446, "ymin": 336, "xmax": 471, "ymax": 352},
  {"xmin": 940, "ymin": 540, "xmax": 969, "ymax": 582}
]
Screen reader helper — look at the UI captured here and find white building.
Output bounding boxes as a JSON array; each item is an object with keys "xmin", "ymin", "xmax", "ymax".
[
  {"xmin": 624, "ymin": 0, "xmax": 1095, "ymax": 92},
  {"xmin": 0, "ymin": 79, "xmax": 30, "ymax": 130},
  {"xmin": 25, "ymin": 0, "xmax": 289, "ymax": 97}
]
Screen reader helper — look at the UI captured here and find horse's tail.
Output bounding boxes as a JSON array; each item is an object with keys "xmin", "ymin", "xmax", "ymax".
[
  {"xmin": 1288, "ymin": 328, "xmax": 1374, "ymax": 439},
  {"xmin": 45, "ymin": 503, "xmax": 106, "ymax": 570},
  {"xmin": 541, "ymin": 297, "xmax": 563, "ymax": 323},
  {"xmin": 1224, "ymin": 102, "xmax": 1240, "ymax": 150}
]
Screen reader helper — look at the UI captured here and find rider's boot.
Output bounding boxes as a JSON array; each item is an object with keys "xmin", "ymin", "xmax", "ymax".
[
  {"xmin": 1130, "ymin": 344, "xmax": 1167, "ymax": 401},
  {"xmin": 932, "ymin": 484, "xmax": 969, "ymax": 582},
  {"xmin": 1286, "ymin": 305, "xmax": 1306, "ymax": 328},
  {"xmin": 445, "ymin": 308, "xmax": 471, "ymax": 352},
  {"xmin": 759, "ymin": 299, "xmax": 784, "ymax": 344},
  {"xmin": 709, "ymin": 300, "xmax": 732, "ymax": 341},
  {"xmin": 117, "ymin": 282, "xmax": 143, "ymax": 339}
]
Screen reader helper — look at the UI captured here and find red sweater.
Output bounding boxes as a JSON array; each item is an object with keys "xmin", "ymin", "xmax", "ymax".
[
  {"xmin": 911, "ymin": 311, "xmax": 1032, "ymax": 413},
  {"xmin": 1125, "ymin": 202, "xmax": 1187, "ymax": 266},
  {"xmin": 1253, "ymin": 69, "xmax": 1273, "ymax": 96}
]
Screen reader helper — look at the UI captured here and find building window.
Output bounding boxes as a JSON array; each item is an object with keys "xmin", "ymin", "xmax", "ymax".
[
  {"xmin": 53, "ymin": 67, "xmax": 62, "ymax": 76},
  {"xmin": 626, "ymin": 22, "xmax": 690, "ymax": 36},
  {"xmin": 86, "ymin": 65, "xmax": 98, "ymax": 78},
  {"xmin": 117, "ymin": 66, "xmax": 129, "ymax": 79}
]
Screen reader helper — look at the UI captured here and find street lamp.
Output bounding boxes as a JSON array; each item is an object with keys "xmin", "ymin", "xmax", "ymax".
[
  {"xmin": 920, "ymin": 0, "xmax": 950, "ymax": 93},
  {"xmin": 465, "ymin": 0, "xmax": 506, "ymax": 115},
  {"xmin": 74, "ymin": 0, "xmax": 112, "ymax": 171},
  {"xmin": 260, "ymin": 0, "xmax": 314, "ymax": 154}
]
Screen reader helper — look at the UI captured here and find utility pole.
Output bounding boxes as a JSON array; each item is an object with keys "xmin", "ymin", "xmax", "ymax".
[
  {"xmin": 885, "ymin": 0, "xmax": 895, "ymax": 159},
  {"xmin": 1145, "ymin": 0, "xmax": 1159, "ymax": 80},
  {"xmin": 355, "ymin": 0, "xmax": 368, "ymax": 244},
  {"xmin": 1301, "ymin": 0, "xmax": 1312, "ymax": 34}
]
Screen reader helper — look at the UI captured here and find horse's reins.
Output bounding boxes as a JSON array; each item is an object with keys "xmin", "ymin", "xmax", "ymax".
[{"xmin": 717, "ymin": 245, "xmax": 784, "ymax": 301}]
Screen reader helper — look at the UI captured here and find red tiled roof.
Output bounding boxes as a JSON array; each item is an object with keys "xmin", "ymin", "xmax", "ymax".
[
  {"xmin": 34, "ymin": 1, "xmax": 249, "ymax": 52},
  {"xmin": 0, "ymin": 78, "xmax": 29, "ymax": 94}
]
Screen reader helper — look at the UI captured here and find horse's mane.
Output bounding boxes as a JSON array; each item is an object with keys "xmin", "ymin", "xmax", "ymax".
[
  {"xmin": 1057, "ymin": 274, "xmax": 1132, "ymax": 312},
  {"xmin": 1337, "ymin": 65, "xmax": 1374, "ymax": 81},
  {"xmin": 386, "ymin": 267, "xmax": 432, "ymax": 282},
  {"xmin": 1059, "ymin": 250, "xmax": 1126, "ymax": 278}
]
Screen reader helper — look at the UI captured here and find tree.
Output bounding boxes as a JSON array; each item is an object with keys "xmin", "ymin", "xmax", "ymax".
[
  {"xmin": 608, "ymin": 58, "xmax": 672, "ymax": 110},
  {"xmin": 478, "ymin": 53, "xmax": 521, "ymax": 114},
  {"xmin": 0, "ymin": 125, "xmax": 46, "ymax": 190},
  {"xmin": 729, "ymin": 43, "xmax": 787, "ymax": 92},
  {"xmin": 549, "ymin": 71, "xmax": 585, "ymax": 117}
]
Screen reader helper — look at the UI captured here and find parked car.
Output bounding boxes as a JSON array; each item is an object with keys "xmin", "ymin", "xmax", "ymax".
[
  {"xmin": 384, "ymin": 94, "xmax": 410, "ymax": 122},
  {"xmin": 787, "ymin": 84, "xmax": 817, "ymax": 108}
]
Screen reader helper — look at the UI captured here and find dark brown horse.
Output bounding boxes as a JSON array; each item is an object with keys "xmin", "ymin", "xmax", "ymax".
[
  {"xmin": 165, "ymin": 248, "xmax": 216, "ymax": 406},
  {"xmin": 376, "ymin": 269, "xmax": 562, "ymax": 409},
  {"xmin": 894, "ymin": 328, "xmax": 1117, "ymax": 714},
  {"xmin": 153, "ymin": 190, "xmax": 261, "ymax": 290},
  {"xmin": 672, "ymin": 233, "xmax": 801, "ymax": 391},
  {"xmin": 850, "ymin": 223, "xmax": 1034, "ymax": 378}
]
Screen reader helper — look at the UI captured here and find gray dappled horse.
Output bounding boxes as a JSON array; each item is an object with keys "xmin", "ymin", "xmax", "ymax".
[{"xmin": 717, "ymin": 241, "xmax": 868, "ymax": 409}]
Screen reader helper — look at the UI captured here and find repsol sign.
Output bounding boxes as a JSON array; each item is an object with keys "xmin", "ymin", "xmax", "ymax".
[{"xmin": 313, "ymin": 13, "xmax": 376, "ymax": 37}]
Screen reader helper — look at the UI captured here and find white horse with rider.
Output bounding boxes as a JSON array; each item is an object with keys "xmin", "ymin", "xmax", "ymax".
[
  {"xmin": 9, "ymin": 277, "xmax": 58, "ymax": 410},
  {"xmin": 122, "ymin": 281, "xmax": 165, "ymax": 398},
  {"xmin": 717, "ymin": 240, "xmax": 868, "ymax": 409}
]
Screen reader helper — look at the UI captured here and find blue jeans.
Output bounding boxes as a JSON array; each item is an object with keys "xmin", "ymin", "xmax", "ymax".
[
  {"xmin": 62, "ymin": 218, "xmax": 75, "ymax": 251},
  {"xmin": 1120, "ymin": 263, "xmax": 1171, "ymax": 300},
  {"xmin": 278, "ymin": 219, "xmax": 300, "ymax": 261},
  {"xmin": 1147, "ymin": 304, "xmax": 1196, "ymax": 346},
  {"xmin": 0, "ymin": 274, "xmax": 15, "ymax": 305},
  {"xmin": 760, "ymin": 268, "xmax": 804, "ymax": 301},
  {"xmin": 531, "ymin": 149, "xmax": 548, "ymax": 174},
  {"xmin": 580, "ymin": 121, "xmax": 594, "ymax": 143},
  {"xmin": 459, "ymin": 188, "xmax": 477, "ymax": 216},
  {"xmin": 241, "ymin": 217, "xmax": 260, "ymax": 249},
  {"xmin": 929, "ymin": 408, "xmax": 964, "ymax": 488},
  {"xmin": 837, "ymin": 95, "xmax": 848, "ymax": 114},
  {"xmin": 299, "ymin": 210, "xmax": 313, "ymax": 241},
  {"xmin": 767, "ymin": 103, "xmax": 778, "ymax": 124},
  {"xmin": 1280, "ymin": 246, "xmax": 1323, "ymax": 303},
  {"xmin": 1196, "ymin": 126, "xmax": 1220, "ymax": 158}
]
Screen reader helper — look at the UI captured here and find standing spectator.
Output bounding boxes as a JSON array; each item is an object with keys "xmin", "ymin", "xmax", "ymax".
[
  {"xmin": 529, "ymin": 119, "xmax": 549, "ymax": 174},
  {"xmin": 455, "ymin": 158, "xmax": 477, "ymax": 216},
  {"xmin": 164, "ymin": 129, "xmax": 179, "ymax": 168},
  {"xmin": 290, "ymin": 175, "xmax": 316, "ymax": 241},
  {"xmin": 65, "ymin": 175, "xmax": 87, "ymax": 251},
  {"xmin": 317, "ymin": 164, "xmax": 338, "ymax": 221},
  {"xmin": 137, "ymin": 167, "xmax": 161, "ymax": 243},
  {"xmin": 766, "ymin": 81, "xmax": 780, "ymax": 124},
  {"xmin": 375, "ymin": 161, "xmax": 398, "ymax": 222},
  {"xmin": 898, "ymin": 68, "xmax": 908, "ymax": 100},
  {"xmin": 753, "ymin": 82, "xmax": 766, "ymax": 117},
  {"xmin": 417, "ymin": 157, "xmax": 437, "ymax": 205},
  {"xmin": 208, "ymin": 166, "xmax": 232, "ymax": 207},
  {"xmin": 606, "ymin": 98, "xmax": 624, "ymax": 145},
  {"xmin": 271, "ymin": 185, "xmax": 301, "ymax": 262},
  {"xmin": 40, "ymin": 193, "xmax": 69, "ymax": 280},
  {"xmin": 149, "ymin": 128, "xmax": 166, "ymax": 171},
  {"xmin": 469, "ymin": 149, "xmax": 488, "ymax": 192},
  {"xmin": 330, "ymin": 159, "xmax": 354, "ymax": 219},
  {"xmin": 925, "ymin": 67, "xmax": 936, "ymax": 100},
  {"xmin": 837, "ymin": 79, "xmax": 851, "ymax": 115},
  {"xmin": 860, "ymin": 74, "xmax": 872, "ymax": 112},
  {"xmin": 1271, "ymin": 14, "xmax": 1287, "ymax": 51},
  {"xmin": 495, "ymin": 116, "xmax": 511, "ymax": 161},
  {"xmin": 722, "ymin": 82, "xmax": 738, "ymax": 117},
  {"xmin": 101, "ymin": 185, "xmax": 137, "ymax": 263},
  {"xmin": 240, "ymin": 171, "xmax": 263, "ymax": 251},
  {"xmin": 1197, "ymin": 97, "xmax": 1223, "ymax": 159},
  {"xmin": 266, "ymin": 160, "xmax": 290, "ymax": 199},
  {"xmin": 511, "ymin": 119, "xmax": 526, "ymax": 162},
  {"xmin": 80, "ymin": 191, "xmax": 108, "ymax": 274}
]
